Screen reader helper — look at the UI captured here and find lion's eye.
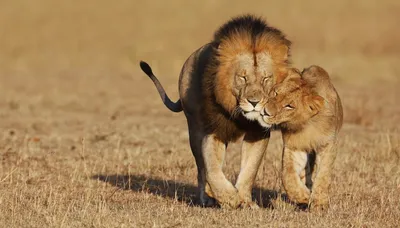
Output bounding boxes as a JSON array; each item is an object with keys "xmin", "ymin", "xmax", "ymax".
[
  {"xmin": 284, "ymin": 104, "xmax": 295, "ymax": 110},
  {"xmin": 263, "ymin": 73, "xmax": 273, "ymax": 83}
]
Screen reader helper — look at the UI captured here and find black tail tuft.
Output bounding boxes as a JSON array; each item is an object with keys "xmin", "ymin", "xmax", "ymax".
[{"xmin": 140, "ymin": 61, "xmax": 153, "ymax": 76}]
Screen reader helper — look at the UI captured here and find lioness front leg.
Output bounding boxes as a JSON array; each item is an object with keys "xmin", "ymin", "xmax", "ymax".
[
  {"xmin": 235, "ymin": 131, "xmax": 270, "ymax": 209},
  {"xmin": 310, "ymin": 142, "xmax": 336, "ymax": 211},
  {"xmin": 203, "ymin": 134, "xmax": 241, "ymax": 209},
  {"xmin": 282, "ymin": 147, "xmax": 310, "ymax": 204}
]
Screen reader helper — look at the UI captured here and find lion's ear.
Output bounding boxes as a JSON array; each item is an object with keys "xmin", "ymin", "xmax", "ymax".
[{"xmin": 308, "ymin": 95, "xmax": 324, "ymax": 115}]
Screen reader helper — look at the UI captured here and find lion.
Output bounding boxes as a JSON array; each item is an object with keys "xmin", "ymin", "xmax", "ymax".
[
  {"xmin": 257, "ymin": 66, "xmax": 343, "ymax": 210},
  {"xmin": 140, "ymin": 15, "xmax": 291, "ymax": 208}
]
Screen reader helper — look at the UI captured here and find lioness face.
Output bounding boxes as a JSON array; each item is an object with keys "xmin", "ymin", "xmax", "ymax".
[
  {"xmin": 230, "ymin": 52, "xmax": 277, "ymax": 120},
  {"xmin": 258, "ymin": 71, "xmax": 324, "ymax": 128}
]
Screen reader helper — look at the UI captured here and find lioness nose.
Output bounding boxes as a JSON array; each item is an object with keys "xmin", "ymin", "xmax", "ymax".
[
  {"xmin": 263, "ymin": 108, "xmax": 271, "ymax": 117},
  {"xmin": 247, "ymin": 99, "xmax": 259, "ymax": 107}
]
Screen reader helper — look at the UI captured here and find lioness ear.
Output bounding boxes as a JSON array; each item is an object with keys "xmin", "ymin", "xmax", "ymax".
[
  {"xmin": 277, "ymin": 44, "xmax": 290, "ymax": 62},
  {"xmin": 285, "ymin": 69, "xmax": 302, "ymax": 81},
  {"xmin": 308, "ymin": 95, "xmax": 324, "ymax": 114}
]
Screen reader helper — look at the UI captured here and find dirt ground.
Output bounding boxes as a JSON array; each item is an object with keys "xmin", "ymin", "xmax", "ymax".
[{"xmin": 0, "ymin": 0, "xmax": 400, "ymax": 227}]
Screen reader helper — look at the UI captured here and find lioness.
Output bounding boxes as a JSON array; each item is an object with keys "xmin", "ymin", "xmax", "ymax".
[
  {"xmin": 140, "ymin": 15, "xmax": 291, "ymax": 208},
  {"xmin": 258, "ymin": 66, "xmax": 343, "ymax": 210}
]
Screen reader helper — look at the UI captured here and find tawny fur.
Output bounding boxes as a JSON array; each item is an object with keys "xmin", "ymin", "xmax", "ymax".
[
  {"xmin": 258, "ymin": 66, "xmax": 343, "ymax": 210},
  {"xmin": 140, "ymin": 15, "xmax": 291, "ymax": 209}
]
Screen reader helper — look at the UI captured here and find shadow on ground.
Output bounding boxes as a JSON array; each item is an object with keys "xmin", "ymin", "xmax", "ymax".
[{"xmin": 92, "ymin": 174, "xmax": 282, "ymax": 208}]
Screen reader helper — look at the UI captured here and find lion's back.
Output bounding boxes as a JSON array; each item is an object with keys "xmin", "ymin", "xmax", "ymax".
[{"xmin": 178, "ymin": 43, "xmax": 215, "ymax": 115}]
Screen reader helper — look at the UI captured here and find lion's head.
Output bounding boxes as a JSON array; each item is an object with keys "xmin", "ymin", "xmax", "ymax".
[
  {"xmin": 210, "ymin": 16, "xmax": 291, "ymax": 121},
  {"xmin": 258, "ymin": 68, "xmax": 324, "ymax": 128}
]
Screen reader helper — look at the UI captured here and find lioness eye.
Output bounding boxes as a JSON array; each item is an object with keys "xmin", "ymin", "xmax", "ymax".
[
  {"xmin": 239, "ymin": 76, "xmax": 247, "ymax": 82},
  {"xmin": 284, "ymin": 104, "xmax": 295, "ymax": 110},
  {"xmin": 263, "ymin": 77, "xmax": 269, "ymax": 83}
]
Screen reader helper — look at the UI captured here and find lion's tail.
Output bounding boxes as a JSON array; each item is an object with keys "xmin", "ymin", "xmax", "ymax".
[{"xmin": 139, "ymin": 61, "xmax": 183, "ymax": 113}]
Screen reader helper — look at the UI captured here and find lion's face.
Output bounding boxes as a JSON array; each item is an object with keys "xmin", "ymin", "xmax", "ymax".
[
  {"xmin": 215, "ymin": 51, "xmax": 286, "ymax": 121},
  {"xmin": 212, "ymin": 29, "xmax": 291, "ymax": 122},
  {"xmin": 233, "ymin": 52, "xmax": 277, "ymax": 120},
  {"xmin": 258, "ymin": 70, "xmax": 324, "ymax": 128}
]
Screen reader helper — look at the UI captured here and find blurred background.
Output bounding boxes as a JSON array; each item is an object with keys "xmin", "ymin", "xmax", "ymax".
[
  {"xmin": 0, "ymin": 0, "xmax": 399, "ymax": 132},
  {"xmin": 0, "ymin": 1, "xmax": 400, "ymax": 226},
  {"xmin": 1, "ymin": 0, "xmax": 400, "ymax": 166}
]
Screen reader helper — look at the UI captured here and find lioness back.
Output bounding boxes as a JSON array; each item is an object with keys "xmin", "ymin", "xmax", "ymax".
[{"xmin": 301, "ymin": 65, "xmax": 343, "ymax": 132}]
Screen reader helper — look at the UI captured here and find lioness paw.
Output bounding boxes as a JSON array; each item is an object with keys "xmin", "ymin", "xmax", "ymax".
[
  {"xmin": 240, "ymin": 201, "xmax": 260, "ymax": 210},
  {"xmin": 309, "ymin": 202, "xmax": 329, "ymax": 212}
]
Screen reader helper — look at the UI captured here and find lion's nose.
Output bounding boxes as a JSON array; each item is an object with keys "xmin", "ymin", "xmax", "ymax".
[{"xmin": 247, "ymin": 99, "xmax": 260, "ymax": 107}]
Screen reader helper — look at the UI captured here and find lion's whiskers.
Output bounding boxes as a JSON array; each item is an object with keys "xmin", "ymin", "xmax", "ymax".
[{"xmin": 230, "ymin": 106, "xmax": 241, "ymax": 119}]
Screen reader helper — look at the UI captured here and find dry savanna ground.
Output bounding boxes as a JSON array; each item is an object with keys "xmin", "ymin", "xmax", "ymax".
[{"xmin": 0, "ymin": 0, "xmax": 400, "ymax": 227}]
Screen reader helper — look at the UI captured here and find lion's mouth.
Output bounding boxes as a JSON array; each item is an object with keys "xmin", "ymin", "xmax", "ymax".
[
  {"xmin": 242, "ymin": 110, "xmax": 260, "ymax": 121},
  {"xmin": 242, "ymin": 110, "xmax": 258, "ymax": 114}
]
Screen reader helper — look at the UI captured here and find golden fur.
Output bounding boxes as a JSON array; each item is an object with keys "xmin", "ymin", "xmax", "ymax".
[
  {"xmin": 258, "ymin": 66, "xmax": 343, "ymax": 210},
  {"xmin": 140, "ymin": 15, "xmax": 291, "ymax": 208}
]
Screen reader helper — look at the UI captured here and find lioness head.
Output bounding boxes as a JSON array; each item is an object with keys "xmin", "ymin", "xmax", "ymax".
[
  {"xmin": 212, "ymin": 30, "xmax": 291, "ymax": 121},
  {"xmin": 258, "ymin": 68, "xmax": 324, "ymax": 128}
]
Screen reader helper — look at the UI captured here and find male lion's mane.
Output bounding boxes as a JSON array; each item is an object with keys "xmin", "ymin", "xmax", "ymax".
[{"xmin": 202, "ymin": 15, "xmax": 291, "ymax": 142}]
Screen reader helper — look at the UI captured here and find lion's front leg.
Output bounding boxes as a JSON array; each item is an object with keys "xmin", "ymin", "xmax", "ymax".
[
  {"xmin": 202, "ymin": 134, "xmax": 241, "ymax": 209},
  {"xmin": 235, "ymin": 131, "xmax": 270, "ymax": 209},
  {"xmin": 310, "ymin": 142, "xmax": 336, "ymax": 211},
  {"xmin": 187, "ymin": 121, "xmax": 216, "ymax": 207}
]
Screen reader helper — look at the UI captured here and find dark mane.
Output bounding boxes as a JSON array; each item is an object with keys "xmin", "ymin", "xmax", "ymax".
[{"xmin": 213, "ymin": 14, "xmax": 291, "ymax": 48}]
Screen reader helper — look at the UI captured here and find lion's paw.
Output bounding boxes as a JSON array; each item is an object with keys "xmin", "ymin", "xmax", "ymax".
[
  {"xmin": 219, "ymin": 193, "xmax": 241, "ymax": 209},
  {"xmin": 199, "ymin": 192, "xmax": 217, "ymax": 207}
]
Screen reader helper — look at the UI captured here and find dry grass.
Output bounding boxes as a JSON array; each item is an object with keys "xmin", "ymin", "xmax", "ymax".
[{"xmin": 0, "ymin": 0, "xmax": 400, "ymax": 227}]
